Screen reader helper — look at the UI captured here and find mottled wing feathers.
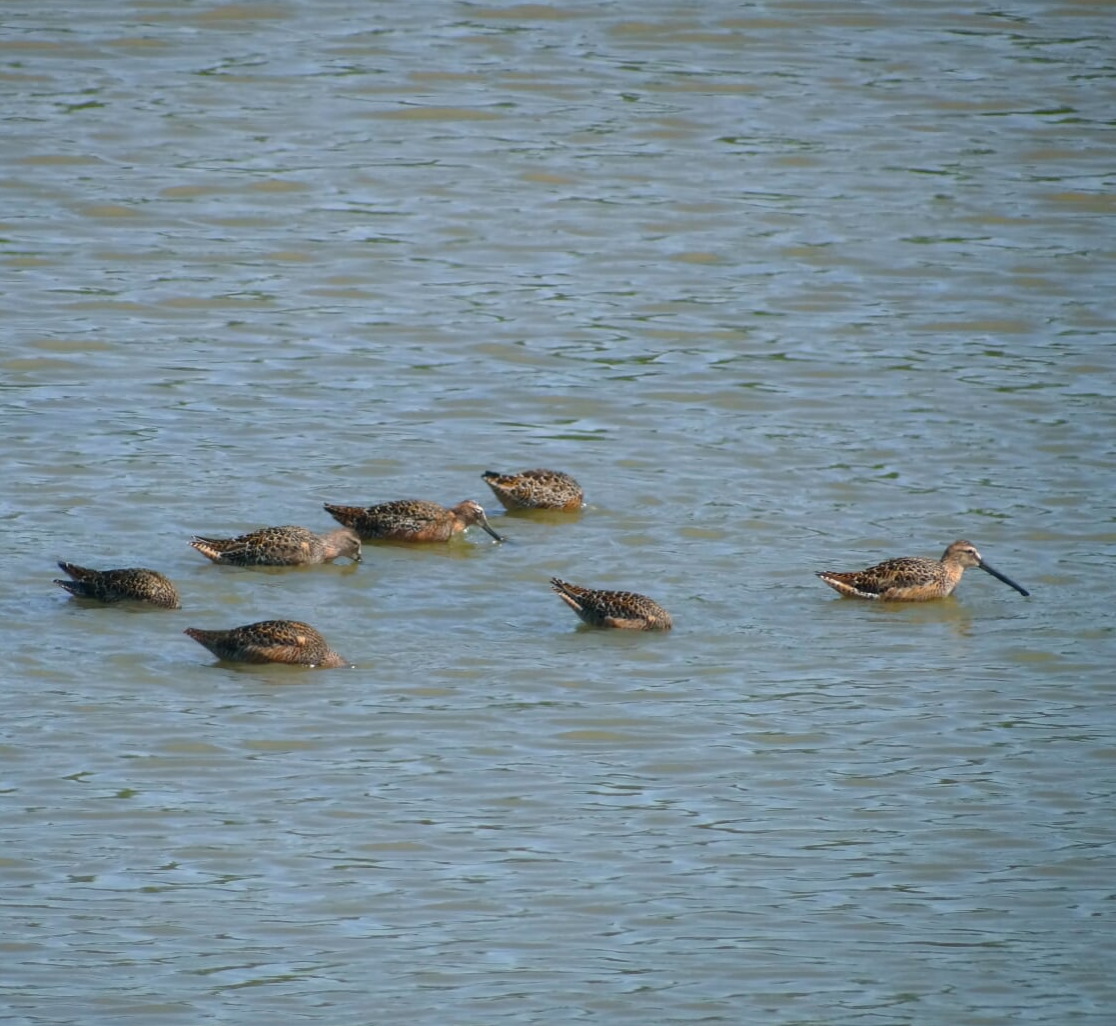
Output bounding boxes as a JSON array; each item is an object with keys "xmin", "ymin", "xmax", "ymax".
[
  {"xmin": 482, "ymin": 469, "xmax": 584, "ymax": 511},
  {"xmin": 816, "ymin": 556, "xmax": 954, "ymax": 601},
  {"xmin": 190, "ymin": 525, "xmax": 360, "ymax": 565},
  {"xmin": 54, "ymin": 563, "xmax": 181, "ymax": 608},
  {"xmin": 324, "ymin": 500, "xmax": 442, "ymax": 539},
  {"xmin": 324, "ymin": 499, "xmax": 501, "ymax": 543},
  {"xmin": 184, "ymin": 620, "xmax": 348, "ymax": 668},
  {"xmin": 550, "ymin": 578, "xmax": 672, "ymax": 630}
]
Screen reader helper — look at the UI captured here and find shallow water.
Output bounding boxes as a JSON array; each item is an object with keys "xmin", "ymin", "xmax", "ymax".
[{"xmin": 3, "ymin": 2, "xmax": 1115, "ymax": 1024}]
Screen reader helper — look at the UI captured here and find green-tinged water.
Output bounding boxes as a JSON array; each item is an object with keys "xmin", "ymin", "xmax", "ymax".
[{"xmin": 2, "ymin": 3, "xmax": 1114, "ymax": 1024}]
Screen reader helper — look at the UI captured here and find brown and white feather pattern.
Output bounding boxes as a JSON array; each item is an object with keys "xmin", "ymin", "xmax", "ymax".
[
  {"xmin": 324, "ymin": 499, "xmax": 503, "ymax": 543},
  {"xmin": 482, "ymin": 468, "xmax": 584, "ymax": 511},
  {"xmin": 816, "ymin": 540, "xmax": 1029, "ymax": 601},
  {"xmin": 54, "ymin": 562, "xmax": 181, "ymax": 608},
  {"xmin": 184, "ymin": 620, "xmax": 349, "ymax": 668},
  {"xmin": 550, "ymin": 578, "xmax": 672, "ymax": 630},
  {"xmin": 190, "ymin": 525, "xmax": 361, "ymax": 565}
]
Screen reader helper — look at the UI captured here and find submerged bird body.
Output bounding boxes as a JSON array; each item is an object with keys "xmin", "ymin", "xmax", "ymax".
[
  {"xmin": 54, "ymin": 562, "xmax": 180, "ymax": 608},
  {"xmin": 816, "ymin": 540, "xmax": 1030, "ymax": 601},
  {"xmin": 323, "ymin": 499, "xmax": 503, "ymax": 543},
  {"xmin": 184, "ymin": 620, "xmax": 348, "ymax": 668},
  {"xmin": 482, "ymin": 468, "xmax": 584, "ymax": 511},
  {"xmin": 190, "ymin": 525, "xmax": 361, "ymax": 566},
  {"xmin": 550, "ymin": 578, "xmax": 672, "ymax": 630}
]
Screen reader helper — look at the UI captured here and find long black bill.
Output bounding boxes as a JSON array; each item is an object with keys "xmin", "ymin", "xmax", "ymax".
[
  {"xmin": 979, "ymin": 560, "xmax": 1029, "ymax": 596},
  {"xmin": 479, "ymin": 516, "xmax": 504, "ymax": 543}
]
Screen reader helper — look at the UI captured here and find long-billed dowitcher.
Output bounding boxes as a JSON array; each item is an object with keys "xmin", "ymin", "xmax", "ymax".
[
  {"xmin": 550, "ymin": 578, "xmax": 673, "ymax": 630},
  {"xmin": 184, "ymin": 620, "xmax": 349, "ymax": 668},
  {"xmin": 482, "ymin": 468, "xmax": 584, "ymax": 511},
  {"xmin": 190, "ymin": 525, "xmax": 361, "ymax": 566},
  {"xmin": 323, "ymin": 499, "xmax": 503, "ymax": 543},
  {"xmin": 816, "ymin": 540, "xmax": 1030, "ymax": 601},
  {"xmin": 54, "ymin": 562, "xmax": 181, "ymax": 608}
]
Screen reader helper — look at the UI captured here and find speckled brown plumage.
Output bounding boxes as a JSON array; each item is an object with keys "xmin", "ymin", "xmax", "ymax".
[
  {"xmin": 190, "ymin": 525, "xmax": 361, "ymax": 566},
  {"xmin": 816, "ymin": 539, "xmax": 1030, "ymax": 601},
  {"xmin": 550, "ymin": 578, "xmax": 673, "ymax": 631},
  {"xmin": 482, "ymin": 468, "xmax": 584, "ymax": 511},
  {"xmin": 323, "ymin": 499, "xmax": 503, "ymax": 543},
  {"xmin": 184, "ymin": 620, "xmax": 349, "ymax": 668},
  {"xmin": 54, "ymin": 562, "xmax": 181, "ymax": 608}
]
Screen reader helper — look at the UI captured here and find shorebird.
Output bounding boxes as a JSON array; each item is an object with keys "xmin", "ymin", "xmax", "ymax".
[
  {"xmin": 323, "ymin": 499, "xmax": 503, "ymax": 543},
  {"xmin": 550, "ymin": 578, "xmax": 673, "ymax": 630},
  {"xmin": 184, "ymin": 620, "xmax": 348, "ymax": 668},
  {"xmin": 815, "ymin": 540, "xmax": 1030, "ymax": 601},
  {"xmin": 482, "ymin": 468, "xmax": 584, "ymax": 511},
  {"xmin": 54, "ymin": 562, "xmax": 180, "ymax": 608},
  {"xmin": 190, "ymin": 525, "xmax": 361, "ymax": 566}
]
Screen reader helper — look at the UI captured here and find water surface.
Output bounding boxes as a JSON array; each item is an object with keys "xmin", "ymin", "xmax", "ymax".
[{"xmin": 3, "ymin": 2, "xmax": 1114, "ymax": 1024}]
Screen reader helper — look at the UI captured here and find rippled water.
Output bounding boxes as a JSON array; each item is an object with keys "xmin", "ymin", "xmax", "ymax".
[{"xmin": 3, "ymin": 2, "xmax": 1114, "ymax": 1024}]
